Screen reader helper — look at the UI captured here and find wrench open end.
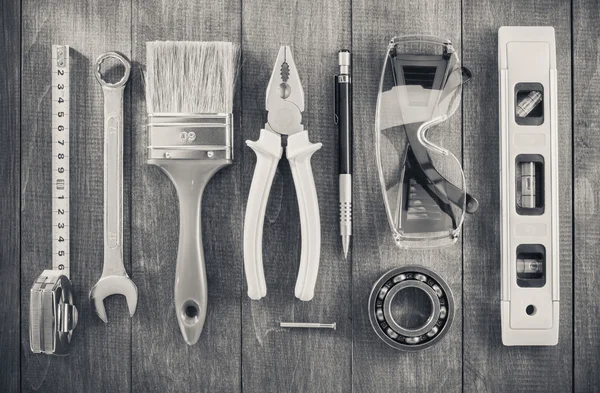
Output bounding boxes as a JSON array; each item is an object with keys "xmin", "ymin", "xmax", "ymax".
[{"xmin": 89, "ymin": 275, "xmax": 138, "ymax": 323}]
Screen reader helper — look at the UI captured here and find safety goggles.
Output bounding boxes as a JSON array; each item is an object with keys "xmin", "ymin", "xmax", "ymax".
[{"xmin": 375, "ymin": 35, "xmax": 478, "ymax": 249}]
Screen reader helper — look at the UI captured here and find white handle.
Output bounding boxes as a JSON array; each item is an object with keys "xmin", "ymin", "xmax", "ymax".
[
  {"xmin": 286, "ymin": 130, "xmax": 322, "ymax": 301},
  {"xmin": 244, "ymin": 129, "xmax": 283, "ymax": 299}
]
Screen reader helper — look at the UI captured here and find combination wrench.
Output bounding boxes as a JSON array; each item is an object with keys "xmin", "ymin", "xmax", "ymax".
[{"xmin": 90, "ymin": 52, "xmax": 138, "ymax": 322}]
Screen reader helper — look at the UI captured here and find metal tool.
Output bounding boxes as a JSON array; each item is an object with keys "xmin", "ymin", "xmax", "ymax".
[
  {"xmin": 499, "ymin": 26, "xmax": 559, "ymax": 346},
  {"xmin": 29, "ymin": 45, "xmax": 78, "ymax": 355},
  {"xmin": 280, "ymin": 322, "xmax": 336, "ymax": 330},
  {"xmin": 244, "ymin": 46, "xmax": 322, "ymax": 301},
  {"xmin": 89, "ymin": 52, "xmax": 137, "ymax": 323},
  {"xmin": 369, "ymin": 266, "xmax": 454, "ymax": 351}
]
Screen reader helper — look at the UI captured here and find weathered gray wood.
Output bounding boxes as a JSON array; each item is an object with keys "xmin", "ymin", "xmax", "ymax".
[
  {"xmin": 240, "ymin": 1, "xmax": 351, "ymax": 392},
  {"xmin": 352, "ymin": 1, "xmax": 464, "ymax": 392},
  {"xmin": 573, "ymin": 1, "xmax": 600, "ymax": 391},
  {"xmin": 462, "ymin": 1, "xmax": 573, "ymax": 392},
  {"xmin": 0, "ymin": 0, "xmax": 21, "ymax": 391},
  {"xmin": 20, "ymin": 1, "xmax": 132, "ymax": 392},
  {"xmin": 130, "ymin": 2, "xmax": 243, "ymax": 392},
  {"xmin": 6, "ymin": 1, "xmax": 600, "ymax": 392}
]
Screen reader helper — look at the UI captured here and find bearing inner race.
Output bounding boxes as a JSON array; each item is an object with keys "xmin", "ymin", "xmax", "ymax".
[{"xmin": 383, "ymin": 280, "xmax": 440, "ymax": 337}]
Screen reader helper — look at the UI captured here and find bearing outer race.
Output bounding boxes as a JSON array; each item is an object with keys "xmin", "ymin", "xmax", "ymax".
[
  {"xmin": 382, "ymin": 280, "xmax": 440, "ymax": 337},
  {"xmin": 368, "ymin": 265, "xmax": 454, "ymax": 351}
]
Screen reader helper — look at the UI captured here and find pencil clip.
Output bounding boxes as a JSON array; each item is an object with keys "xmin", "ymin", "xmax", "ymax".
[{"xmin": 333, "ymin": 75, "xmax": 339, "ymax": 125}]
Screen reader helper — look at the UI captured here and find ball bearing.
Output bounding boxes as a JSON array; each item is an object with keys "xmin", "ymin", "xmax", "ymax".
[{"xmin": 368, "ymin": 266, "xmax": 454, "ymax": 351}]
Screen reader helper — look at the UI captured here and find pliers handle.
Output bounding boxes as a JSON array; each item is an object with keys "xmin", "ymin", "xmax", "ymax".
[{"xmin": 243, "ymin": 128, "xmax": 322, "ymax": 301}]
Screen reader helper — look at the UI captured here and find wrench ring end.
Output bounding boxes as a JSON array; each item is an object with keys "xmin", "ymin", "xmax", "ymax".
[{"xmin": 95, "ymin": 52, "xmax": 131, "ymax": 88}]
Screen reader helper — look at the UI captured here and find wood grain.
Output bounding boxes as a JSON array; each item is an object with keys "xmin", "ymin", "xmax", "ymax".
[
  {"xmin": 351, "ymin": 1, "xmax": 464, "ymax": 392},
  {"xmin": 20, "ymin": 1, "xmax": 132, "ymax": 392},
  {"xmin": 0, "ymin": 0, "xmax": 21, "ymax": 391},
  {"xmin": 573, "ymin": 0, "xmax": 600, "ymax": 391},
  {"xmin": 2, "ymin": 0, "xmax": 599, "ymax": 392},
  {"xmin": 130, "ymin": 1, "xmax": 243, "ymax": 392},
  {"xmin": 240, "ymin": 0, "xmax": 351, "ymax": 392},
  {"xmin": 462, "ymin": 1, "xmax": 573, "ymax": 392}
]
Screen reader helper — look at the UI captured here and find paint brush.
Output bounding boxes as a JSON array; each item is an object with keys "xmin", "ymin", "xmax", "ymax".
[{"xmin": 145, "ymin": 41, "xmax": 239, "ymax": 345}]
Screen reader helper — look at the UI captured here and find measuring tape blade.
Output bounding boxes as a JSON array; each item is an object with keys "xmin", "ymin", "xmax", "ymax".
[
  {"xmin": 29, "ymin": 45, "xmax": 77, "ymax": 355},
  {"xmin": 52, "ymin": 45, "xmax": 70, "ymax": 277}
]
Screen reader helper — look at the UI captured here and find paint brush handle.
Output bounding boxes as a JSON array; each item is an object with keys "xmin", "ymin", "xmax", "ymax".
[
  {"xmin": 175, "ymin": 180, "xmax": 207, "ymax": 345},
  {"xmin": 155, "ymin": 161, "xmax": 229, "ymax": 346}
]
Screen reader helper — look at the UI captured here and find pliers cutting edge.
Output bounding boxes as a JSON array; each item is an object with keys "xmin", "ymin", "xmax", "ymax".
[{"xmin": 244, "ymin": 46, "xmax": 322, "ymax": 301}]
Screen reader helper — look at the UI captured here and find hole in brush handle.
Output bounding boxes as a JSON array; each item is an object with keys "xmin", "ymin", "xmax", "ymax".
[
  {"xmin": 185, "ymin": 305, "xmax": 198, "ymax": 318},
  {"xmin": 181, "ymin": 300, "xmax": 201, "ymax": 325}
]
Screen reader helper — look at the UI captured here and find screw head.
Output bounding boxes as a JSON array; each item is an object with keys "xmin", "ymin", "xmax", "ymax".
[
  {"xmin": 188, "ymin": 132, "xmax": 196, "ymax": 141},
  {"xmin": 164, "ymin": 152, "xmax": 171, "ymax": 158},
  {"xmin": 207, "ymin": 151, "xmax": 214, "ymax": 158}
]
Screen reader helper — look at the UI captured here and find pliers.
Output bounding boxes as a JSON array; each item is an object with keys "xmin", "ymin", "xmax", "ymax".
[{"xmin": 244, "ymin": 46, "xmax": 322, "ymax": 301}]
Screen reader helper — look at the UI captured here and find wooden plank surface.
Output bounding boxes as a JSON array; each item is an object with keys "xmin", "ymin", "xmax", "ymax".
[
  {"xmin": 20, "ymin": 1, "xmax": 132, "ymax": 392},
  {"xmin": 462, "ymin": 1, "xmax": 573, "ymax": 392},
  {"xmin": 0, "ymin": 0, "xmax": 21, "ymax": 390},
  {"xmin": 130, "ymin": 1, "xmax": 243, "ymax": 392},
  {"xmin": 573, "ymin": 0, "xmax": 600, "ymax": 391},
  {"xmin": 352, "ymin": 2, "xmax": 464, "ymax": 392},
  {"xmin": 240, "ymin": 0, "xmax": 351, "ymax": 392},
  {"xmin": 2, "ymin": 0, "xmax": 599, "ymax": 392}
]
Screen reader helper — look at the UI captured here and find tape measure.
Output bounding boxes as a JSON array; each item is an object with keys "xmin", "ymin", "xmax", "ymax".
[
  {"xmin": 52, "ymin": 44, "xmax": 71, "ymax": 275},
  {"xmin": 29, "ymin": 45, "xmax": 78, "ymax": 355}
]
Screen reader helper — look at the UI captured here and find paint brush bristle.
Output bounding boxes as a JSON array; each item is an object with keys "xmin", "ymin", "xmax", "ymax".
[{"xmin": 145, "ymin": 41, "xmax": 240, "ymax": 114}]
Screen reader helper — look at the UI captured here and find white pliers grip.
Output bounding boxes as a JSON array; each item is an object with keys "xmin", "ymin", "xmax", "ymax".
[
  {"xmin": 244, "ymin": 129, "xmax": 283, "ymax": 300},
  {"xmin": 286, "ymin": 131, "xmax": 322, "ymax": 301},
  {"xmin": 243, "ymin": 129, "xmax": 322, "ymax": 301}
]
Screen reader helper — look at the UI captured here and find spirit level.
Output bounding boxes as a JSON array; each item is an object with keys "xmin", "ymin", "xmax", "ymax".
[{"xmin": 499, "ymin": 27, "xmax": 559, "ymax": 346}]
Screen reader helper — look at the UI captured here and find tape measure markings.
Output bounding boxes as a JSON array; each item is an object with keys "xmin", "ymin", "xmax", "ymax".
[{"xmin": 51, "ymin": 45, "xmax": 70, "ymax": 277}]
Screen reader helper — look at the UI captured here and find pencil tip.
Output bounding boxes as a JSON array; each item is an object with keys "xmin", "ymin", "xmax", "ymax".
[{"xmin": 342, "ymin": 236, "xmax": 350, "ymax": 259}]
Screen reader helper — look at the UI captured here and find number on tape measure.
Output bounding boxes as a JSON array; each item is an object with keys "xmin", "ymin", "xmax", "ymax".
[{"xmin": 52, "ymin": 45, "xmax": 70, "ymax": 278}]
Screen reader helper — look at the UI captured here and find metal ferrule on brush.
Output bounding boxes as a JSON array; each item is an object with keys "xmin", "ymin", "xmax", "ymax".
[{"xmin": 147, "ymin": 113, "xmax": 233, "ymax": 161}]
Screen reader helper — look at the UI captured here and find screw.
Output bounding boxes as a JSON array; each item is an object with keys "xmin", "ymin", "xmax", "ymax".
[
  {"xmin": 164, "ymin": 152, "xmax": 171, "ymax": 158},
  {"xmin": 207, "ymin": 151, "xmax": 214, "ymax": 158},
  {"xmin": 188, "ymin": 132, "xmax": 196, "ymax": 141},
  {"xmin": 280, "ymin": 322, "xmax": 336, "ymax": 330}
]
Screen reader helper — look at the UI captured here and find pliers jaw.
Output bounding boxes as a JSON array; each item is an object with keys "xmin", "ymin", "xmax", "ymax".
[{"xmin": 265, "ymin": 46, "xmax": 305, "ymax": 135}]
